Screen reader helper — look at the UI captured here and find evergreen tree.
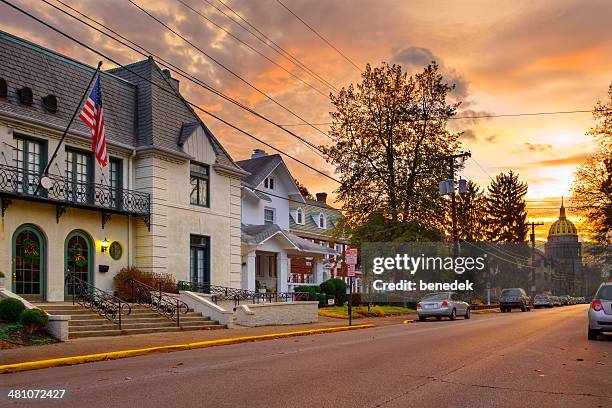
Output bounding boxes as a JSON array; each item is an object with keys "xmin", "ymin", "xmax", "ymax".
[
  {"xmin": 457, "ymin": 180, "xmax": 487, "ymax": 242},
  {"xmin": 485, "ymin": 171, "xmax": 529, "ymax": 242}
]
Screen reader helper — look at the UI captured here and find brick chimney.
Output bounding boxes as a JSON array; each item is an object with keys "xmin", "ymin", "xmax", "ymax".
[
  {"xmin": 315, "ymin": 192, "xmax": 327, "ymax": 203},
  {"xmin": 251, "ymin": 149, "xmax": 268, "ymax": 159}
]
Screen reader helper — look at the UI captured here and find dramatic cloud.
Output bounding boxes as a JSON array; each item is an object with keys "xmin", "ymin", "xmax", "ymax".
[{"xmin": 523, "ymin": 142, "xmax": 553, "ymax": 152}]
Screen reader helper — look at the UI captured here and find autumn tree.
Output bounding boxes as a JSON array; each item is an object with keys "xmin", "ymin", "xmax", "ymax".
[
  {"xmin": 573, "ymin": 84, "xmax": 612, "ymax": 243},
  {"xmin": 484, "ymin": 171, "xmax": 529, "ymax": 242},
  {"xmin": 323, "ymin": 62, "xmax": 461, "ymax": 241},
  {"xmin": 293, "ymin": 178, "xmax": 313, "ymax": 199}
]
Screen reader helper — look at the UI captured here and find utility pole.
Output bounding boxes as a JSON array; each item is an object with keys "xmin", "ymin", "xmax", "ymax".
[
  {"xmin": 435, "ymin": 152, "xmax": 471, "ymax": 256},
  {"xmin": 529, "ymin": 222, "xmax": 544, "ymax": 297}
]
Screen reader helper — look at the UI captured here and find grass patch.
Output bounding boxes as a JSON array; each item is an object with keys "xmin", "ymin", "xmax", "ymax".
[
  {"xmin": 0, "ymin": 321, "xmax": 56, "ymax": 348},
  {"xmin": 318, "ymin": 305, "xmax": 415, "ymax": 319}
]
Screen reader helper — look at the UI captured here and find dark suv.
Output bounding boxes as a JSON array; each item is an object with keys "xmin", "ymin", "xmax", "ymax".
[{"xmin": 499, "ymin": 288, "xmax": 532, "ymax": 312}]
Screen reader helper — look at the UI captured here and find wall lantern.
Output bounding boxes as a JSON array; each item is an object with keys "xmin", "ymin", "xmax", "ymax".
[{"xmin": 101, "ymin": 238, "xmax": 110, "ymax": 253}]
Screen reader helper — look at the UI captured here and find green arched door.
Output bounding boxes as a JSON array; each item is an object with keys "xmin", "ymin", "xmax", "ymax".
[
  {"xmin": 65, "ymin": 230, "xmax": 94, "ymax": 295},
  {"xmin": 12, "ymin": 224, "xmax": 46, "ymax": 301}
]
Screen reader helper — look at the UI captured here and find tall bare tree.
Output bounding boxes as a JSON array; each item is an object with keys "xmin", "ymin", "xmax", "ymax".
[
  {"xmin": 573, "ymin": 84, "xmax": 612, "ymax": 243},
  {"xmin": 323, "ymin": 62, "xmax": 461, "ymax": 241}
]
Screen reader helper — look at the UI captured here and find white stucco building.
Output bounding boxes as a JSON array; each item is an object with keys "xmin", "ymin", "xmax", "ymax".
[
  {"xmin": 237, "ymin": 150, "xmax": 334, "ymax": 293},
  {"xmin": 0, "ymin": 31, "xmax": 246, "ymax": 301}
]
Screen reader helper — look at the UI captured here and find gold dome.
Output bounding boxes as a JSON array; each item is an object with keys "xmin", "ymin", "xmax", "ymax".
[{"xmin": 548, "ymin": 198, "xmax": 578, "ymax": 236}]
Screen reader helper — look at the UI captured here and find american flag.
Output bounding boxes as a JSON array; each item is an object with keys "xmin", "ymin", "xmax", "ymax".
[{"xmin": 79, "ymin": 74, "xmax": 108, "ymax": 167}]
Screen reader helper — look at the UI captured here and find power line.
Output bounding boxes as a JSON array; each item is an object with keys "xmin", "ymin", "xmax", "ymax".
[
  {"xmin": 1, "ymin": 0, "xmax": 339, "ymax": 184},
  {"xmin": 126, "ymin": 0, "xmax": 333, "ymax": 141},
  {"xmin": 45, "ymin": 0, "xmax": 329, "ymax": 159},
  {"xmin": 279, "ymin": 108, "xmax": 612, "ymax": 126},
  {"xmin": 205, "ymin": 0, "xmax": 339, "ymax": 93},
  {"xmin": 174, "ymin": 0, "xmax": 327, "ymax": 98},
  {"xmin": 274, "ymin": 0, "xmax": 362, "ymax": 73}
]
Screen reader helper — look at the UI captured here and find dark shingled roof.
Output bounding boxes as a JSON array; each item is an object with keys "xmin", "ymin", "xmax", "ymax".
[
  {"xmin": 0, "ymin": 31, "xmax": 136, "ymax": 147},
  {"xmin": 0, "ymin": 31, "xmax": 244, "ymax": 174},
  {"xmin": 236, "ymin": 154, "xmax": 283, "ymax": 188}
]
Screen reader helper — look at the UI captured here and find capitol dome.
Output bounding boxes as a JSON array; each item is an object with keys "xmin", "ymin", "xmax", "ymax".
[{"xmin": 548, "ymin": 199, "xmax": 578, "ymax": 237}]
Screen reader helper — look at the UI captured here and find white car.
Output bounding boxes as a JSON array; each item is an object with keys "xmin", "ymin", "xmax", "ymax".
[
  {"xmin": 417, "ymin": 292, "xmax": 470, "ymax": 321},
  {"xmin": 588, "ymin": 282, "xmax": 612, "ymax": 340}
]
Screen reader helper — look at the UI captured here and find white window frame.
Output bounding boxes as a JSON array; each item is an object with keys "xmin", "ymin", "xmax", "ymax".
[
  {"xmin": 264, "ymin": 177, "xmax": 275, "ymax": 190},
  {"xmin": 296, "ymin": 207, "xmax": 304, "ymax": 224},
  {"xmin": 318, "ymin": 213, "xmax": 326, "ymax": 229},
  {"xmin": 264, "ymin": 207, "xmax": 275, "ymax": 224}
]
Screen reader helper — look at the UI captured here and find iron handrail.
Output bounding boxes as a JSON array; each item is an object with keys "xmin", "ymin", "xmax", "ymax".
[
  {"xmin": 125, "ymin": 278, "xmax": 189, "ymax": 327},
  {"xmin": 177, "ymin": 281, "xmax": 309, "ymax": 306},
  {"xmin": 66, "ymin": 273, "xmax": 131, "ymax": 329}
]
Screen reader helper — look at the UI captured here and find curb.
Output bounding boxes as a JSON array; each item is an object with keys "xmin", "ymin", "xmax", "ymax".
[
  {"xmin": 0, "ymin": 324, "xmax": 375, "ymax": 374},
  {"xmin": 402, "ymin": 319, "xmax": 415, "ymax": 324}
]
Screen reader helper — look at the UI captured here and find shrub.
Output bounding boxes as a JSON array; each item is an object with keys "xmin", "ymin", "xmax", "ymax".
[
  {"xmin": 356, "ymin": 306, "xmax": 385, "ymax": 317},
  {"xmin": 19, "ymin": 309, "xmax": 48, "ymax": 334},
  {"xmin": 0, "ymin": 298, "xmax": 26, "ymax": 322},
  {"xmin": 320, "ymin": 278, "xmax": 348, "ymax": 306},
  {"xmin": 317, "ymin": 293, "xmax": 330, "ymax": 308},
  {"xmin": 293, "ymin": 285, "xmax": 319, "ymax": 301},
  {"xmin": 114, "ymin": 267, "xmax": 178, "ymax": 300},
  {"xmin": 0, "ymin": 271, "xmax": 5, "ymax": 277}
]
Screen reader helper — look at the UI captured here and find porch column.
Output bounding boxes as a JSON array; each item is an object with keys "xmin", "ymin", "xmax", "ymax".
[
  {"xmin": 242, "ymin": 251, "xmax": 256, "ymax": 291},
  {"xmin": 314, "ymin": 258, "xmax": 324, "ymax": 285},
  {"xmin": 277, "ymin": 255, "xmax": 288, "ymax": 293}
]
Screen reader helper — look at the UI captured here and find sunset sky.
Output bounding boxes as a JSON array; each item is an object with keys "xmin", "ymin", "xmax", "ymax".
[{"xmin": 2, "ymin": 0, "xmax": 610, "ymax": 239}]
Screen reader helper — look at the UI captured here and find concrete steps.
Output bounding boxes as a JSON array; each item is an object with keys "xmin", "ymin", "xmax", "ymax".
[{"xmin": 36, "ymin": 302, "xmax": 225, "ymax": 338}]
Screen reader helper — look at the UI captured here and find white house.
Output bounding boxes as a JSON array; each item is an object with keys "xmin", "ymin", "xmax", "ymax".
[
  {"xmin": 237, "ymin": 150, "xmax": 334, "ymax": 293},
  {"xmin": 0, "ymin": 31, "xmax": 246, "ymax": 301}
]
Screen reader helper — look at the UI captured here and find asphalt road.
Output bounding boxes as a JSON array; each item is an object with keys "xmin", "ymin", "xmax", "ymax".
[{"xmin": 1, "ymin": 305, "xmax": 610, "ymax": 408}]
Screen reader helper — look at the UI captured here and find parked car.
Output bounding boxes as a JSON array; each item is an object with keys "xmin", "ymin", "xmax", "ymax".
[
  {"xmin": 559, "ymin": 295, "xmax": 570, "ymax": 306},
  {"xmin": 551, "ymin": 296, "xmax": 561, "ymax": 306},
  {"xmin": 417, "ymin": 292, "xmax": 470, "ymax": 321},
  {"xmin": 588, "ymin": 282, "xmax": 612, "ymax": 340},
  {"xmin": 533, "ymin": 294, "xmax": 553, "ymax": 308},
  {"xmin": 499, "ymin": 288, "xmax": 532, "ymax": 312}
]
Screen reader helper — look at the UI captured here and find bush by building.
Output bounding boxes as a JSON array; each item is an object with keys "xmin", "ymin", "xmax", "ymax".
[
  {"xmin": 0, "ymin": 297, "xmax": 26, "ymax": 322},
  {"xmin": 19, "ymin": 309, "xmax": 49, "ymax": 334}
]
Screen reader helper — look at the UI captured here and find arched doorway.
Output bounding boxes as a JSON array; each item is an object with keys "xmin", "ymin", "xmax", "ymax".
[
  {"xmin": 12, "ymin": 224, "xmax": 46, "ymax": 301},
  {"xmin": 65, "ymin": 230, "xmax": 94, "ymax": 295}
]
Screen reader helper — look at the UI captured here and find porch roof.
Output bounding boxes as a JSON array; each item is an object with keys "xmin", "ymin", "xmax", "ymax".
[{"xmin": 241, "ymin": 223, "xmax": 336, "ymax": 255}]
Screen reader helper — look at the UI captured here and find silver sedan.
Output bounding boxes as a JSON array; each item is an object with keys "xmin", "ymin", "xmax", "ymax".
[
  {"xmin": 588, "ymin": 282, "xmax": 612, "ymax": 340},
  {"xmin": 417, "ymin": 292, "xmax": 470, "ymax": 321}
]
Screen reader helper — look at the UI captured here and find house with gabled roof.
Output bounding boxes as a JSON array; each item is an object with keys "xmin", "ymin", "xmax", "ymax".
[
  {"xmin": 0, "ymin": 31, "xmax": 247, "ymax": 301},
  {"xmin": 288, "ymin": 192, "xmax": 360, "ymax": 291},
  {"xmin": 237, "ymin": 149, "xmax": 334, "ymax": 293}
]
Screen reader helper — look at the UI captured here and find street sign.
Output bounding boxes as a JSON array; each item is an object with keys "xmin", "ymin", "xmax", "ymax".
[
  {"xmin": 346, "ymin": 248, "xmax": 358, "ymax": 265},
  {"xmin": 347, "ymin": 264, "xmax": 356, "ymax": 277}
]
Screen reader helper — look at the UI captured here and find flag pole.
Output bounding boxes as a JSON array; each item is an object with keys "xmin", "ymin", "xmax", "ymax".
[{"xmin": 34, "ymin": 61, "xmax": 103, "ymax": 195}]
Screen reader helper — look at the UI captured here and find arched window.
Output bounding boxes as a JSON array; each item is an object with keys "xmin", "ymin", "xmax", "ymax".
[
  {"xmin": 318, "ymin": 213, "xmax": 326, "ymax": 229},
  {"xmin": 296, "ymin": 208, "xmax": 304, "ymax": 224},
  {"xmin": 12, "ymin": 224, "xmax": 46, "ymax": 299},
  {"xmin": 65, "ymin": 230, "xmax": 94, "ymax": 293}
]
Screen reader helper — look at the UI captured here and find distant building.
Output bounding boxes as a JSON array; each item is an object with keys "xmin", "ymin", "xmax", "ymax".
[
  {"xmin": 238, "ymin": 150, "xmax": 333, "ymax": 293},
  {"xmin": 289, "ymin": 192, "xmax": 359, "ymax": 292},
  {"xmin": 545, "ymin": 199, "xmax": 583, "ymax": 295}
]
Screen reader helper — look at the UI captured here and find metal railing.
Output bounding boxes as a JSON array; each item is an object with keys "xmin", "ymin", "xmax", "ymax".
[
  {"xmin": 0, "ymin": 163, "xmax": 150, "ymax": 216},
  {"xmin": 66, "ymin": 273, "xmax": 131, "ymax": 329},
  {"xmin": 125, "ymin": 279, "xmax": 189, "ymax": 327},
  {"xmin": 177, "ymin": 281, "xmax": 310, "ymax": 306}
]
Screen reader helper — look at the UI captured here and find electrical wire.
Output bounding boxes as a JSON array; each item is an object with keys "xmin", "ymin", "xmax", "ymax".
[
  {"xmin": 0, "ymin": 0, "xmax": 338, "ymax": 184},
  {"xmin": 126, "ymin": 0, "xmax": 333, "ymax": 141},
  {"xmin": 174, "ymin": 0, "xmax": 328, "ymax": 98},
  {"xmin": 274, "ymin": 0, "xmax": 362, "ymax": 73},
  {"xmin": 209, "ymin": 0, "xmax": 339, "ymax": 93},
  {"xmin": 45, "ymin": 0, "xmax": 328, "ymax": 159}
]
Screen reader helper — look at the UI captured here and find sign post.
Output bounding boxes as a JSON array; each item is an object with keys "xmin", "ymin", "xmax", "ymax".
[{"xmin": 346, "ymin": 248, "xmax": 358, "ymax": 326}]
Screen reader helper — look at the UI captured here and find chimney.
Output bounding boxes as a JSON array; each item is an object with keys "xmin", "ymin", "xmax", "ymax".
[
  {"xmin": 315, "ymin": 192, "xmax": 327, "ymax": 203},
  {"xmin": 251, "ymin": 149, "xmax": 268, "ymax": 159},
  {"xmin": 162, "ymin": 69, "xmax": 179, "ymax": 92}
]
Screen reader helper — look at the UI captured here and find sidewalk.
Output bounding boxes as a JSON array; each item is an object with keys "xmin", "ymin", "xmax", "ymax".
[{"xmin": 0, "ymin": 314, "xmax": 413, "ymax": 366}]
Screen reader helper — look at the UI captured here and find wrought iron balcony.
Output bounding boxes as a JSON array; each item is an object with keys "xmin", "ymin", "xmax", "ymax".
[{"xmin": 0, "ymin": 163, "xmax": 151, "ymax": 227}]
